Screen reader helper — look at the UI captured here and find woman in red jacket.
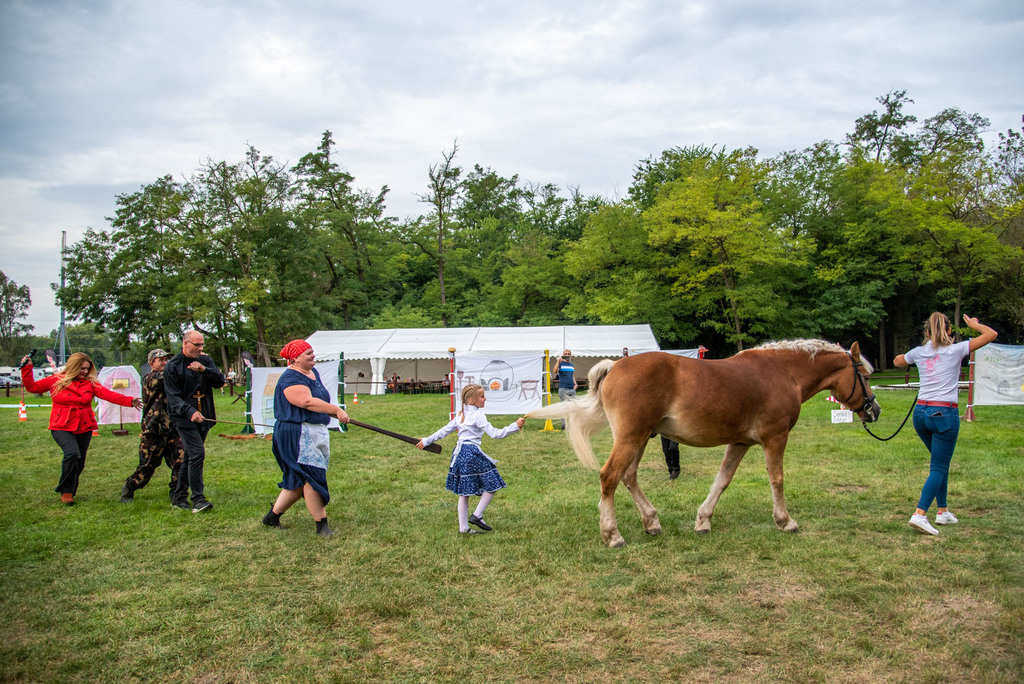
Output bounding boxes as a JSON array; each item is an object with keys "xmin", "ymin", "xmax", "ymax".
[{"xmin": 21, "ymin": 352, "xmax": 142, "ymax": 505}]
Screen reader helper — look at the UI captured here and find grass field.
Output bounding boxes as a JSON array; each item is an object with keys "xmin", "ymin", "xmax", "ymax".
[{"xmin": 1, "ymin": 387, "xmax": 1022, "ymax": 683}]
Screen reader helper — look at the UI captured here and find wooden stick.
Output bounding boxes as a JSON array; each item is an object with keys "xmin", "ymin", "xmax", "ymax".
[
  {"xmin": 347, "ymin": 418, "xmax": 442, "ymax": 453},
  {"xmin": 200, "ymin": 416, "xmax": 442, "ymax": 453}
]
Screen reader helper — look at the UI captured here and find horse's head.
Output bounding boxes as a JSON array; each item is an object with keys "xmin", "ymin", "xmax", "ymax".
[{"xmin": 834, "ymin": 342, "xmax": 881, "ymax": 423}]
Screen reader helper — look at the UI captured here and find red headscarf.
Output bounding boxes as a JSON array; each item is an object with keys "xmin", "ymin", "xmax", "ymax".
[{"xmin": 279, "ymin": 339, "xmax": 312, "ymax": 361}]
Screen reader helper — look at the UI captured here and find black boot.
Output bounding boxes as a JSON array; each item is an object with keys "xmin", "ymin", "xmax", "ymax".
[
  {"xmin": 120, "ymin": 483, "xmax": 134, "ymax": 503},
  {"xmin": 262, "ymin": 508, "xmax": 282, "ymax": 528},
  {"xmin": 315, "ymin": 517, "xmax": 334, "ymax": 538}
]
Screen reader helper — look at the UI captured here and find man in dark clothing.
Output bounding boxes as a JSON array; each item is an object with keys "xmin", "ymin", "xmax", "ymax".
[
  {"xmin": 662, "ymin": 437, "xmax": 680, "ymax": 480},
  {"xmin": 165, "ymin": 331, "xmax": 224, "ymax": 513},
  {"xmin": 120, "ymin": 349, "xmax": 185, "ymax": 503},
  {"xmin": 554, "ymin": 349, "xmax": 577, "ymax": 430}
]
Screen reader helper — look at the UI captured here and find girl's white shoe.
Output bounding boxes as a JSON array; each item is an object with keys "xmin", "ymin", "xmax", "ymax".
[{"xmin": 935, "ymin": 511, "xmax": 959, "ymax": 525}]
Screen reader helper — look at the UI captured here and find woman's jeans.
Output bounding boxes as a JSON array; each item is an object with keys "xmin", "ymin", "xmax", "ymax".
[
  {"xmin": 51, "ymin": 430, "xmax": 93, "ymax": 495},
  {"xmin": 912, "ymin": 405, "xmax": 960, "ymax": 511}
]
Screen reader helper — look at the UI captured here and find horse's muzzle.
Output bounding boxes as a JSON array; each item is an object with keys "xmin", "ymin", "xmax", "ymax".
[{"xmin": 860, "ymin": 396, "xmax": 881, "ymax": 423}]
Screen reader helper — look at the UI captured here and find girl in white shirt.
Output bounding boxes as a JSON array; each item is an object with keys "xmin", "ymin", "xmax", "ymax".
[
  {"xmin": 417, "ymin": 384, "xmax": 525, "ymax": 534},
  {"xmin": 894, "ymin": 313, "xmax": 997, "ymax": 535}
]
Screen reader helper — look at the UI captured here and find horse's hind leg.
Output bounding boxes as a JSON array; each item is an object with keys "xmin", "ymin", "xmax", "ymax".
[
  {"xmin": 695, "ymin": 443, "xmax": 750, "ymax": 534},
  {"xmin": 621, "ymin": 451, "xmax": 661, "ymax": 536},
  {"xmin": 599, "ymin": 440, "xmax": 643, "ymax": 548}
]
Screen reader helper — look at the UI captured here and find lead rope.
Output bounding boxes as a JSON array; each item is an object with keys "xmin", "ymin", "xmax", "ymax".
[{"xmin": 862, "ymin": 392, "xmax": 919, "ymax": 441}]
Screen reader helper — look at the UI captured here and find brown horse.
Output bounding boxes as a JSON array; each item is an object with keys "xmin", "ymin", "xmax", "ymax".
[{"xmin": 526, "ymin": 340, "xmax": 880, "ymax": 547}]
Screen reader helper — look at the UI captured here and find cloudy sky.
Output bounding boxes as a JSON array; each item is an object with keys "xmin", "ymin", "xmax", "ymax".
[{"xmin": 1, "ymin": 0, "xmax": 1021, "ymax": 336}]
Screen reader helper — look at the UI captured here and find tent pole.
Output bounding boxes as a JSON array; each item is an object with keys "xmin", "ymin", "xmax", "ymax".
[{"xmin": 448, "ymin": 347, "xmax": 456, "ymax": 420}]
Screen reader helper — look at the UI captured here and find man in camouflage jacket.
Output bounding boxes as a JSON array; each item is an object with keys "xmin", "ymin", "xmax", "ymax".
[{"xmin": 120, "ymin": 349, "xmax": 184, "ymax": 503}]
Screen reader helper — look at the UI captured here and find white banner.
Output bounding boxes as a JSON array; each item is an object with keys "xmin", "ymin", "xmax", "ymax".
[
  {"xmin": 96, "ymin": 365, "xmax": 142, "ymax": 425},
  {"xmin": 249, "ymin": 362, "xmax": 342, "ymax": 435},
  {"xmin": 973, "ymin": 344, "xmax": 1024, "ymax": 406},
  {"xmin": 454, "ymin": 355, "xmax": 543, "ymax": 416}
]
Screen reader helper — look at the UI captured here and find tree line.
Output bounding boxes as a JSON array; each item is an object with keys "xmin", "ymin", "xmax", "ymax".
[{"xmin": 10, "ymin": 91, "xmax": 1021, "ymax": 370}]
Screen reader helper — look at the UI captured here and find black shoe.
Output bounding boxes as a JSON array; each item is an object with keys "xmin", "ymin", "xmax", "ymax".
[
  {"xmin": 468, "ymin": 514, "xmax": 492, "ymax": 531},
  {"xmin": 315, "ymin": 518, "xmax": 334, "ymax": 538},
  {"xmin": 669, "ymin": 470, "xmax": 680, "ymax": 480},
  {"xmin": 262, "ymin": 510, "xmax": 282, "ymax": 528},
  {"xmin": 120, "ymin": 484, "xmax": 134, "ymax": 503},
  {"xmin": 192, "ymin": 500, "xmax": 213, "ymax": 513},
  {"xmin": 171, "ymin": 500, "xmax": 191, "ymax": 511}
]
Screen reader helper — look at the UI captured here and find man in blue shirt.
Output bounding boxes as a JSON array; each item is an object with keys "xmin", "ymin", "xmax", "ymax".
[{"xmin": 554, "ymin": 349, "xmax": 577, "ymax": 430}]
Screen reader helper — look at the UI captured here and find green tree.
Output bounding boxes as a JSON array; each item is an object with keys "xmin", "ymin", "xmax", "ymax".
[
  {"xmin": 401, "ymin": 142, "xmax": 463, "ymax": 326},
  {"xmin": 991, "ymin": 118, "xmax": 1024, "ymax": 337},
  {"xmin": 905, "ymin": 108, "xmax": 1007, "ymax": 329},
  {"xmin": 57, "ymin": 176, "xmax": 189, "ymax": 349},
  {"xmin": 293, "ymin": 130, "xmax": 393, "ymax": 329},
  {"xmin": 565, "ymin": 203, "xmax": 696, "ymax": 345},
  {"xmin": 643, "ymin": 146, "xmax": 808, "ymax": 351},
  {"xmin": 846, "ymin": 89, "xmax": 919, "ymax": 165},
  {"xmin": 185, "ymin": 145, "xmax": 305, "ymax": 365},
  {"xmin": 0, "ymin": 270, "xmax": 32, "ymax": 364}
]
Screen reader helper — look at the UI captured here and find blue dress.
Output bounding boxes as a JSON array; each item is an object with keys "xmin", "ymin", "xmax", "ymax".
[
  {"xmin": 271, "ymin": 367, "xmax": 333, "ymax": 504},
  {"xmin": 421, "ymin": 406, "xmax": 517, "ymax": 497},
  {"xmin": 446, "ymin": 444, "xmax": 507, "ymax": 496}
]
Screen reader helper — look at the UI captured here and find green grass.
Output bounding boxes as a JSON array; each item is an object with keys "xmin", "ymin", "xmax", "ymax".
[{"xmin": 1, "ymin": 389, "xmax": 1022, "ymax": 683}]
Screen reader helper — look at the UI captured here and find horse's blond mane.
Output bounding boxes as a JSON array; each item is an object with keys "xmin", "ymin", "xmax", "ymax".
[
  {"xmin": 746, "ymin": 339, "xmax": 873, "ymax": 372},
  {"xmin": 753, "ymin": 339, "xmax": 845, "ymax": 357}
]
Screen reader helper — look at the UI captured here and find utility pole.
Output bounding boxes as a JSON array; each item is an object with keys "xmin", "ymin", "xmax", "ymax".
[{"xmin": 58, "ymin": 231, "xmax": 68, "ymax": 365}]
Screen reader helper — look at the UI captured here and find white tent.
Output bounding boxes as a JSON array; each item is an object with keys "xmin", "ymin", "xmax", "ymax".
[{"xmin": 307, "ymin": 325, "xmax": 661, "ymax": 395}]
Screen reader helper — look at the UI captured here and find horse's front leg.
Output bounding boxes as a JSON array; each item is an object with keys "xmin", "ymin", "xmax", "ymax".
[
  {"xmin": 763, "ymin": 434, "xmax": 798, "ymax": 532},
  {"xmin": 621, "ymin": 452, "xmax": 661, "ymax": 537},
  {"xmin": 598, "ymin": 441, "xmax": 641, "ymax": 547},
  {"xmin": 695, "ymin": 443, "xmax": 749, "ymax": 534}
]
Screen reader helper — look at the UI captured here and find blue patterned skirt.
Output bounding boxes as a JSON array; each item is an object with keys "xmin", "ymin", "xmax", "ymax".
[{"xmin": 446, "ymin": 444, "xmax": 507, "ymax": 496}]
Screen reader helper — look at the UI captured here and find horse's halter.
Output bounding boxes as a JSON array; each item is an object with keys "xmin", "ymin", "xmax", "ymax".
[{"xmin": 840, "ymin": 353, "xmax": 881, "ymax": 423}]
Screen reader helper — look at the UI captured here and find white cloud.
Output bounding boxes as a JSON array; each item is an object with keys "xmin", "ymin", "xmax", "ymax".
[{"xmin": 1, "ymin": 0, "xmax": 1022, "ymax": 333}]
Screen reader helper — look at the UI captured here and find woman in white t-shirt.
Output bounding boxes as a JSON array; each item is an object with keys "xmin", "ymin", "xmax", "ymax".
[{"xmin": 894, "ymin": 313, "xmax": 997, "ymax": 535}]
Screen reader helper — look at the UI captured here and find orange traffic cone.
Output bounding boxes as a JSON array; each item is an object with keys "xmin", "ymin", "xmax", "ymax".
[
  {"xmin": 352, "ymin": 393, "xmax": 360, "ymax": 404},
  {"xmin": 18, "ymin": 401, "xmax": 27, "ymax": 422}
]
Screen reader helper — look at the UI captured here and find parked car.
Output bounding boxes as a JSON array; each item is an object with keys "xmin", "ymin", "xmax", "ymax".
[{"xmin": 0, "ymin": 375, "xmax": 22, "ymax": 388}]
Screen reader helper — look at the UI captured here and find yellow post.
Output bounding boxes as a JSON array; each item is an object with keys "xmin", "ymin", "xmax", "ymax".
[{"xmin": 540, "ymin": 348, "xmax": 556, "ymax": 432}]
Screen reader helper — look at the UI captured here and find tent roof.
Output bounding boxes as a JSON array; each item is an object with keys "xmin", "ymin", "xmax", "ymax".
[{"xmin": 307, "ymin": 325, "xmax": 659, "ymax": 361}]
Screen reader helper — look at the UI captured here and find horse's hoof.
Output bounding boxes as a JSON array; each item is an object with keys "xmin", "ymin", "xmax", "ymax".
[
  {"xmin": 609, "ymin": 537, "xmax": 627, "ymax": 548},
  {"xmin": 695, "ymin": 528, "xmax": 710, "ymax": 535},
  {"xmin": 645, "ymin": 528, "xmax": 661, "ymax": 536}
]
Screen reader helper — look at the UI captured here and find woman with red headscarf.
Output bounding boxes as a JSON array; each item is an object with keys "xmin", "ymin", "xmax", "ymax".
[{"xmin": 261, "ymin": 339, "xmax": 350, "ymax": 537}]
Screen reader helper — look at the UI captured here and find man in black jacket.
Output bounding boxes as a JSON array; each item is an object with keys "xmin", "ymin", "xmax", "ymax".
[{"xmin": 165, "ymin": 331, "xmax": 224, "ymax": 513}]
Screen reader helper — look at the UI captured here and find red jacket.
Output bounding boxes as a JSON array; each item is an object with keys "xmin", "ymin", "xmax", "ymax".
[{"xmin": 21, "ymin": 363, "xmax": 135, "ymax": 433}]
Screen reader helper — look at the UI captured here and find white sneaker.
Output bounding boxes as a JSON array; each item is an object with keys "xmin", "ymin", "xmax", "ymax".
[
  {"xmin": 909, "ymin": 514, "xmax": 938, "ymax": 535},
  {"xmin": 935, "ymin": 511, "xmax": 959, "ymax": 525}
]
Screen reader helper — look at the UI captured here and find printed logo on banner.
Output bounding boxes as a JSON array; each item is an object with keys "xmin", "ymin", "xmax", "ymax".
[{"xmin": 454, "ymin": 356, "xmax": 543, "ymax": 415}]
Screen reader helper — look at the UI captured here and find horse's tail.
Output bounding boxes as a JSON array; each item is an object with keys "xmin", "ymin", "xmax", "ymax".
[{"xmin": 525, "ymin": 359, "xmax": 615, "ymax": 471}]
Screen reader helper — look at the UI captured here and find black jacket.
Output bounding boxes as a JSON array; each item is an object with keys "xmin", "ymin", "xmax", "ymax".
[{"xmin": 164, "ymin": 352, "xmax": 225, "ymax": 429}]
